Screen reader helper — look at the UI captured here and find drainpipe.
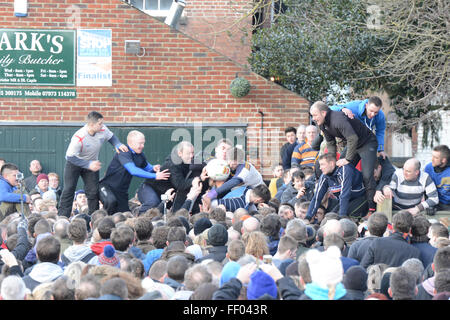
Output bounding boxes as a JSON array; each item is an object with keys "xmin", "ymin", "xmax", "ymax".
[{"xmin": 258, "ymin": 110, "xmax": 264, "ymax": 174}]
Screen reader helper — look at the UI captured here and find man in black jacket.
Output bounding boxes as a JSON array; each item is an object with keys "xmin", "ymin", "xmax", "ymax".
[
  {"xmin": 373, "ymin": 156, "xmax": 396, "ymax": 205},
  {"xmin": 310, "ymin": 101, "xmax": 379, "ymax": 214},
  {"xmin": 137, "ymin": 141, "xmax": 207, "ymax": 214},
  {"xmin": 280, "ymin": 127, "xmax": 299, "ymax": 171},
  {"xmin": 361, "ymin": 210, "xmax": 420, "ymax": 269}
]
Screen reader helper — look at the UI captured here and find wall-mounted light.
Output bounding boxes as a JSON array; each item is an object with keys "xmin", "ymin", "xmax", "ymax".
[
  {"xmin": 165, "ymin": 0, "xmax": 186, "ymax": 29},
  {"xmin": 14, "ymin": 0, "xmax": 28, "ymax": 17},
  {"xmin": 125, "ymin": 40, "xmax": 146, "ymax": 57}
]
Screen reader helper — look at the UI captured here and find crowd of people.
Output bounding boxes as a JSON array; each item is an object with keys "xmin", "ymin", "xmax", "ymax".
[{"xmin": 0, "ymin": 99, "xmax": 448, "ymax": 301}]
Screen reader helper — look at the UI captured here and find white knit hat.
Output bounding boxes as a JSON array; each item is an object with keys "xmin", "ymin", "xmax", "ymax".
[
  {"xmin": 42, "ymin": 190, "xmax": 57, "ymax": 201},
  {"xmin": 306, "ymin": 246, "xmax": 343, "ymax": 288}
]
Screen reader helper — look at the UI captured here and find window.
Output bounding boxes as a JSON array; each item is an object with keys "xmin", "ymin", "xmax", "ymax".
[{"xmin": 125, "ymin": 0, "xmax": 173, "ymax": 16}]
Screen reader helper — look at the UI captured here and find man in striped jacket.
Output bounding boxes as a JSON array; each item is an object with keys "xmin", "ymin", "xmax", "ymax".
[
  {"xmin": 202, "ymin": 184, "xmax": 271, "ymax": 213},
  {"xmin": 382, "ymin": 158, "xmax": 439, "ymax": 215}
]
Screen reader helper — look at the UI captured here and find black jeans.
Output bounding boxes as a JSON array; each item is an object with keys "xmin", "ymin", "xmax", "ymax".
[
  {"xmin": 99, "ymin": 183, "xmax": 130, "ymax": 215},
  {"xmin": 58, "ymin": 161, "xmax": 99, "ymax": 217},
  {"xmin": 341, "ymin": 135, "xmax": 378, "ymax": 210}
]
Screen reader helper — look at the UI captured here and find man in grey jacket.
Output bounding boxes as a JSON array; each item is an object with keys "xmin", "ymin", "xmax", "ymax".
[{"xmin": 58, "ymin": 111, "xmax": 128, "ymax": 217}]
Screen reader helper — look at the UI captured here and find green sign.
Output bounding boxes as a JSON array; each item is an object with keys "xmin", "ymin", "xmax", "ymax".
[
  {"xmin": 0, "ymin": 88, "xmax": 76, "ymax": 99},
  {"xmin": 0, "ymin": 29, "xmax": 76, "ymax": 86}
]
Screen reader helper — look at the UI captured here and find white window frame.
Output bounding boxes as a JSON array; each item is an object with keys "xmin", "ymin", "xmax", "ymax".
[{"xmin": 124, "ymin": 0, "xmax": 173, "ymax": 17}]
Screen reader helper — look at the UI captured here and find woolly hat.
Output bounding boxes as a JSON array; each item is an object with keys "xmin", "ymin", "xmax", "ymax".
[
  {"xmin": 207, "ymin": 224, "xmax": 228, "ymax": 246},
  {"xmin": 247, "ymin": 270, "xmax": 278, "ymax": 300},
  {"xmin": 178, "ymin": 216, "xmax": 191, "ymax": 234},
  {"xmin": 36, "ymin": 173, "xmax": 49, "ymax": 185},
  {"xmin": 306, "ymin": 246, "xmax": 343, "ymax": 289},
  {"xmin": 194, "ymin": 218, "xmax": 212, "ymax": 236},
  {"xmin": 74, "ymin": 189, "xmax": 85, "ymax": 201},
  {"xmin": 42, "ymin": 190, "xmax": 57, "ymax": 201},
  {"xmin": 98, "ymin": 245, "xmax": 120, "ymax": 268},
  {"xmin": 343, "ymin": 266, "xmax": 368, "ymax": 292},
  {"xmin": 220, "ymin": 261, "xmax": 241, "ymax": 287}
]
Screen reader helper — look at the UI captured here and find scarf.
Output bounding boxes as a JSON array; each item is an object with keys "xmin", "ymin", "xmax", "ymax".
[{"xmin": 304, "ymin": 282, "xmax": 347, "ymax": 300}]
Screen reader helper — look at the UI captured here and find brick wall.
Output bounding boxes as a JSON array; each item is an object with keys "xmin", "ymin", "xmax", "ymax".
[
  {"xmin": 0, "ymin": 0, "xmax": 309, "ymax": 177},
  {"xmin": 179, "ymin": 0, "xmax": 253, "ymax": 66}
]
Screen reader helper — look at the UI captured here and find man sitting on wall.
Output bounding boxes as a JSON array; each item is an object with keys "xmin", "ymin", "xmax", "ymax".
[
  {"xmin": 424, "ymin": 145, "xmax": 450, "ymax": 211},
  {"xmin": 383, "ymin": 158, "xmax": 439, "ymax": 216}
]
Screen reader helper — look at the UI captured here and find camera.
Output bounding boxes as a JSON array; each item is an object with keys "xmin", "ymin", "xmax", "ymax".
[
  {"xmin": 161, "ymin": 194, "xmax": 169, "ymax": 201},
  {"xmin": 15, "ymin": 172, "xmax": 24, "ymax": 181}
]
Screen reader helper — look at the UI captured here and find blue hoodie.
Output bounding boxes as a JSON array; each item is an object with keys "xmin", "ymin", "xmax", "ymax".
[{"xmin": 330, "ymin": 99, "xmax": 386, "ymax": 152}]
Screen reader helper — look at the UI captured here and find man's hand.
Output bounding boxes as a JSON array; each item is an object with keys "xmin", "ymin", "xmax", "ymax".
[
  {"xmin": 0, "ymin": 249, "xmax": 18, "ymax": 267},
  {"xmin": 24, "ymin": 194, "xmax": 31, "ymax": 204},
  {"xmin": 164, "ymin": 188, "xmax": 176, "ymax": 202},
  {"xmin": 342, "ymin": 107, "xmax": 355, "ymax": 119},
  {"xmin": 156, "ymin": 169, "xmax": 170, "ymax": 180},
  {"xmin": 296, "ymin": 187, "xmax": 306, "ymax": 198},
  {"xmin": 378, "ymin": 151, "xmax": 387, "ymax": 159},
  {"xmin": 236, "ymin": 263, "xmax": 257, "ymax": 285},
  {"xmin": 186, "ymin": 181, "xmax": 202, "ymax": 200},
  {"xmin": 200, "ymin": 196, "xmax": 212, "ymax": 212},
  {"xmin": 408, "ymin": 206, "xmax": 420, "ymax": 216},
  {"xmin": 88, "ymin": 160, "xmax": 102, "ymax": 172},
  {"xmin": 17, "ymin": 217, "xmax": 28, "ymax": 231},
  {"xmin": 382, "ymin": 185, "xmax": 393, "ymax": 199},
  {"xmin": 336, "ymin": 158, "xmax": 350, "ymax": 167},
  {"xmin": 116, "ymin": 144, "xmax": 129, "ymax": 153},
  {"xmin": 258, "ymin": 203, "xmax": 269, "ymax": 209},
  {"xmin": 373, "ymin": 190, "xmax": 386, "ymax": 204},
  {"xmin": 200, "ymin": 167, "xmax": 209, "ymax": 182},
  {"xmin": 259, "ymin": 263, "xmax": 284, "ymax": 282},
  {"xmin": 153, "ymin": 164, "xmax": 161, "ymax": 173}
]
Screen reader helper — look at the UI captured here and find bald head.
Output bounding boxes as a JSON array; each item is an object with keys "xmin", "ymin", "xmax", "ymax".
[
  {"xmin": 305, "ymin": 125, "xmax": 318, "ymax": 143},
  {"xmin": 323, "ymin": 219, "xmax": 344, "ymax": 237},
  {"xmin": 127, "ymin": 130, "xmax": 145, "ymax": 154},
  {"xmin": 403, "ymin": 158, "xmax": 420, "ymax": 181},
  {"xmin": 310, "ymin": 101, "xmax": 329, "ymax": 126},
  {"xmin": 242, "ymin": 217, "xmax": 260, "ymax": 234}
]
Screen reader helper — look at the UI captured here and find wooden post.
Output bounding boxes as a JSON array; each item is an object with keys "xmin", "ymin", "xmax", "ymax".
[{"xmin": 377, "ymin": 198, "xmax": 393, "ymax": 222}]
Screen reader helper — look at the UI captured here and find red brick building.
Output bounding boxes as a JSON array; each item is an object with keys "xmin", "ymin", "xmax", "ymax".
[{"xmin": 0, "ymin": 0, "xmax": 309, "ymax": 178}]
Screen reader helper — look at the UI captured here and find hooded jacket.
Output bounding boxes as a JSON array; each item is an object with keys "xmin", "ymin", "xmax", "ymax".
[
  {"xmin": 330, "ymin": 99, "xmax": 386, "ymax": 152},
  {"xmin": 22, "ymin": 262, "xmax": 64, "ymax": 291},
  {"xmin": 61, "ymin": 244, "xmax": 97, "ymax": 265}
]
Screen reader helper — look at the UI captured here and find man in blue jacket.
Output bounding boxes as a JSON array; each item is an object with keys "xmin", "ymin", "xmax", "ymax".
[
  {"xmin": 0, "ymin": 163, "xmax": 31, "ymax": 220},
  {"xmin": 330, "ymin": 96, "xmax": 386, "ymax": 159},
  {"xmin": 424, "ymin": 144, "xmax": 450, "ymax": 211},
  {"xmin": 99, "ymin": 130, "xmax": 170, "ymax": 215},
  {"xmin": 306, "ymin": 153, "xmax": 367, "ymax": 221}
]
